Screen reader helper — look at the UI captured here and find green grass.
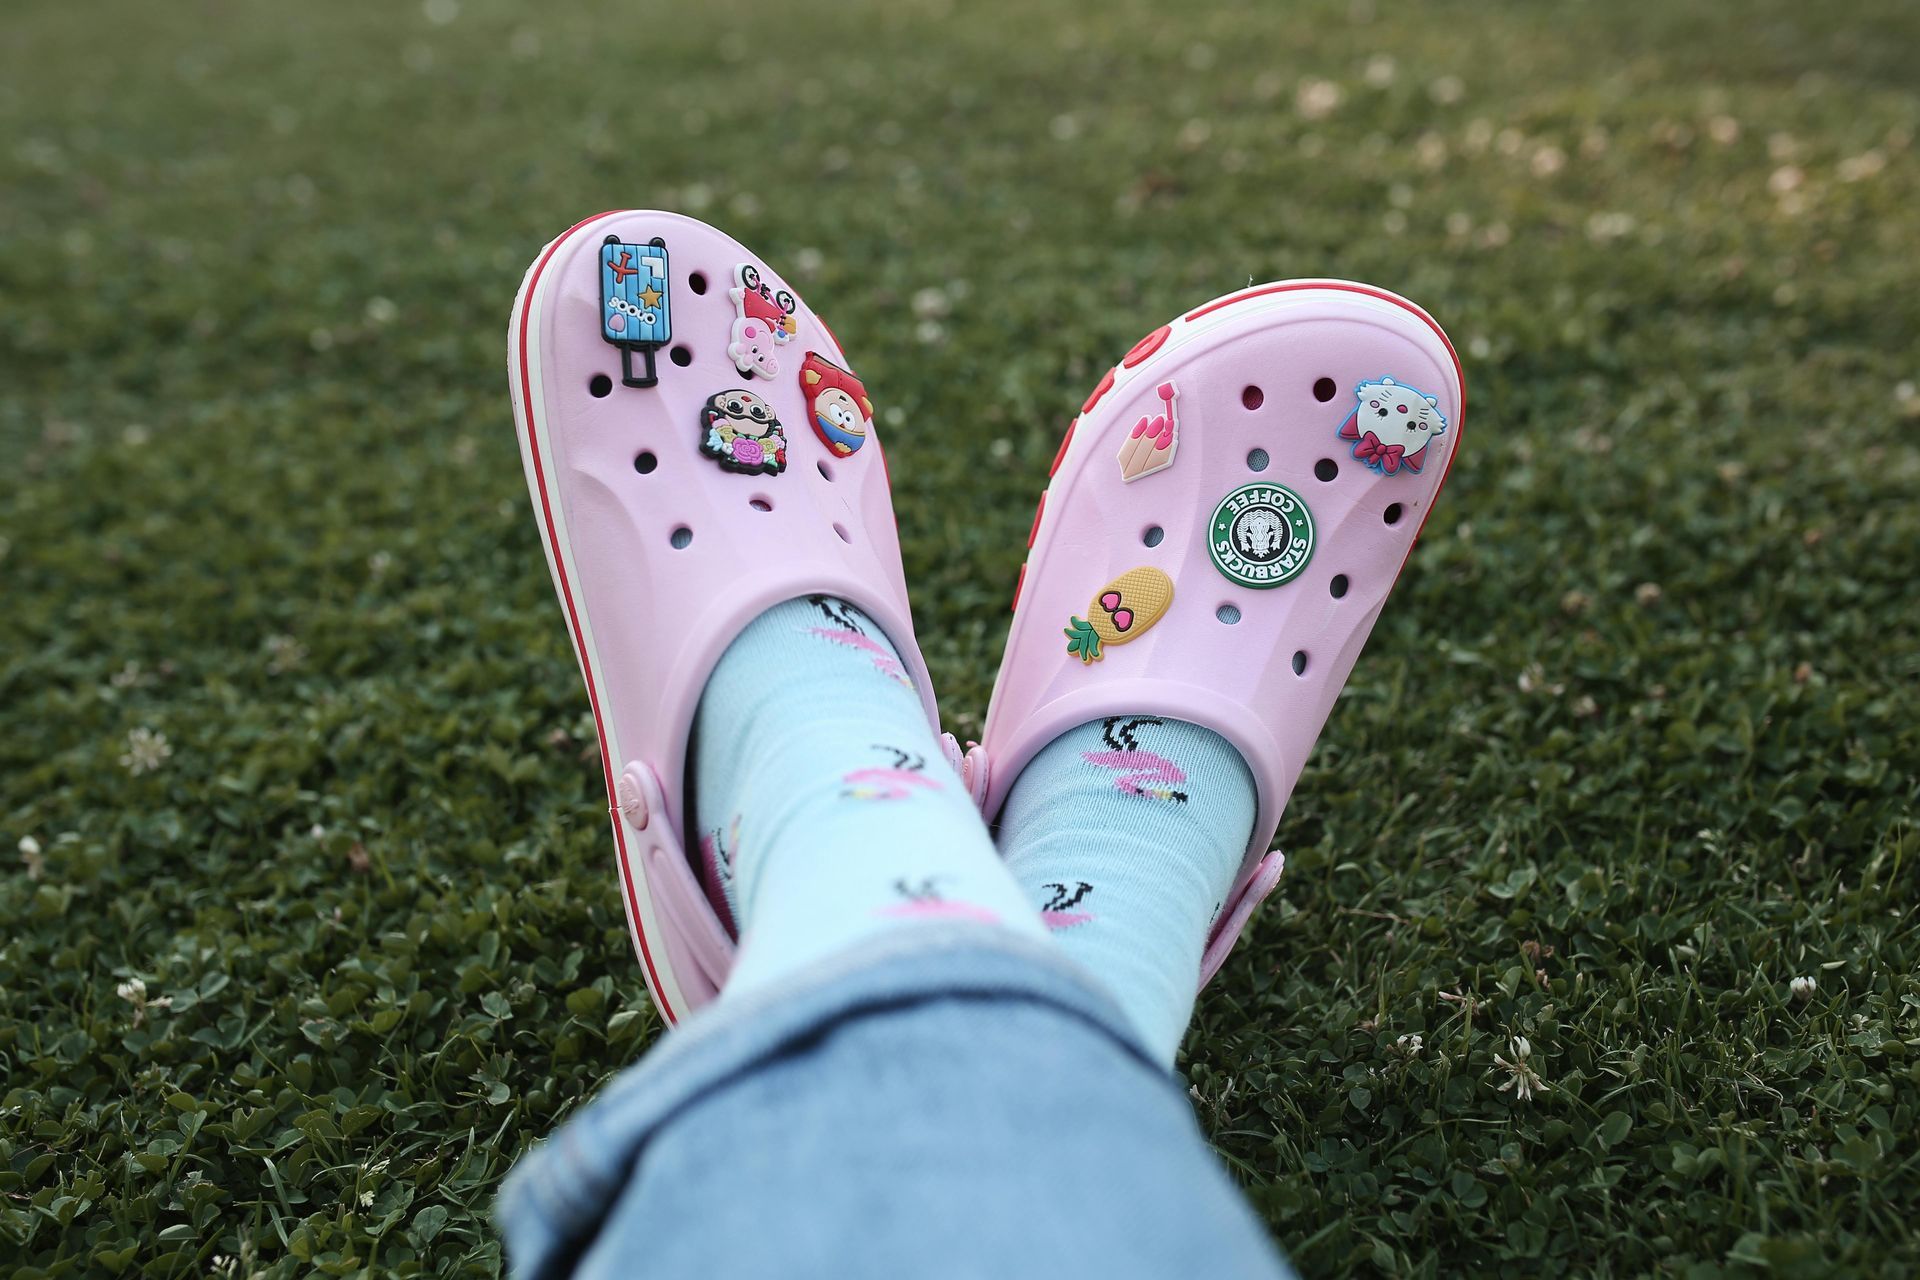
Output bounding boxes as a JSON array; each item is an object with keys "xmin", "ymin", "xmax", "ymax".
[{"xmin": 3, "ymin": 0, "xmax": 1918, "ymax": 1275}]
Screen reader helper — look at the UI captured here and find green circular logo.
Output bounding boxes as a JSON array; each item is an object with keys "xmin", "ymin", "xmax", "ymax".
[{"xmin": 1208, "ymin": 482, "xmax": 1315, "ymax": 589}]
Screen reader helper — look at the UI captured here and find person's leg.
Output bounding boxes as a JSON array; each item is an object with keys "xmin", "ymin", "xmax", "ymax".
[
  {"xmin": 689, "ymin": 595, "xmax": 1048, "ymax": 997},
  {"xmin": 994, "ymin": 714, "xmax": 1257, "ymax": 1065},
  {"xmin": 499, "ymin": 932, "xmax": 1293, "ymax": 1280}
]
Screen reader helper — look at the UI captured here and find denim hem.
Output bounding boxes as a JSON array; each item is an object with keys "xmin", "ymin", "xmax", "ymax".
[{"xmin": 497, "ymin": 926, "xmax": 1162, "ymax": 1280}]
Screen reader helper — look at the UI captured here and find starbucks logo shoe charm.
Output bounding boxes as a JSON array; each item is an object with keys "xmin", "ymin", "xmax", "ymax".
[{"xmin": 1207, "ymin": 482, "xmax": 1315, "ymax": 588}]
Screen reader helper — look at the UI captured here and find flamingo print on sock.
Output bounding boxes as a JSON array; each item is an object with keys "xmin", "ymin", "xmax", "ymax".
[
  {"xmin": 873, "ymin": 876, "xmax": 1003, "ymax": 924},
  {"xmin": 803, "ymin": 595, "xmax": 909, "ymax": 685},
  {"xmin": 1039, "ymin": 880, "xmax": 1095, "ymax": 930},
  {"xmin": 1081, "ymin": 716, "xmax": 1190, "ymax": 803},
  {"xmin": 842, "ymin": 746, "xmax": 945, "ymax": 800}
]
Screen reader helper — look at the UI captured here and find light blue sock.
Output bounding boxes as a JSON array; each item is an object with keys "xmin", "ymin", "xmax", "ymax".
[
  {"xmin": 692, "ymin": 596, "xmax": 1048, "ymax": 1001},
  {"xmin": 995, "ymin": 716, "xmax": 1257, "ymax": 1066}
]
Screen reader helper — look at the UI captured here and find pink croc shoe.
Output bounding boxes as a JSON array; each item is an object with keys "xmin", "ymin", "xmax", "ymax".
[
  {"xmin": 978, "ymin": 281, "xmax": 1465, "ymax": 987},
  {"xmin": 508, "ymin": 210, "xmax": 945, "ymax": 1023}
]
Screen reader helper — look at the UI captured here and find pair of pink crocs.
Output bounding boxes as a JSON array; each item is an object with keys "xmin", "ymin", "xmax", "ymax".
[{"xmin": 508, "ymin": 211, "xmax": 1465, "ymax": 1024}]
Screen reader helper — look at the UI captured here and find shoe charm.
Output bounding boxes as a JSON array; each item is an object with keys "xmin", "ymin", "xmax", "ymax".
[
  {"xmin": 727, "ymin": 263, "xmax": 798, "ymax": 379},
  {"xmin": 1116, "ymin": 381, "xmax": 1178, "ymax": 482},
  {"xmin": 1064, "ymin": 567, "xmax": 1175, "ymax": 663},
  {"xmin": 1338, "ymin": 376, "xmax": 1447, "ymax": 475},
  {"xmin": 699, "ymin": 388, "xmax": 788, "ymax": 476},
  {"xmin": 599, "ymin": 236, "xmax": 671, "ymax": 388},
  {"xmin": 799, "ymin": 352, "xmax": 873, "ymax": 457}
]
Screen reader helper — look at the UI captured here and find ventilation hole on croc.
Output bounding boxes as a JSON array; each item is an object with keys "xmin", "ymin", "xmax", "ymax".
[
  {"xmin": 1292, "ymin": 650, "xmax": 1308, "ymax": 675},
  {"xmin": 1217, "ymin": 604, "xmax": 1242, "ymax": 625},
  {"xmin": 670, "ymin": 526, "xmax": 693, "ymax": 549},
  {"xmin": 1384, "ymin": 503, "xmax": 1404, "ymax": 525},
  {"xmin": 634, "ymin": 451, "xmax": 658, "ymax": 475},
  {"xmin": 1143, "ymin": 525, "xmax": 1164, "ymax": 547},
  {"xmin": 749, "ymin": 496, "xmax": 773, "ymax": 512},
  {"xmin": 1313, "ymin": 377, "xmax": 1337, "ymax": 402},
  {"xmin": 589, "ymin": 373, "xmax": 613, "ymax": 398},
  {"xmin": 1315, "ymin": 458, "xmax": 1338, "ymax": 482},
  {"xmin": 1241, "ymin": 385, "xmax": 1264, "ymax": 411},
  {"xmin": 689, "ymin": 272, "xmax": 708, "ymax": 296},
  {"xmin": 1247, "ymin": 448, "xmax": 1270, "ymax": 473},
  {"xmin": 833, "ymin": 522, "xmax": 852, "ymax": 544},
  {"xmin": 817, "ymin": 460, "xmax": 836, "ymax": 482},
  {"xmin": 1330, "ymin": 574, "xmax": 1349, "ymax": 599},
  {"xmin": 669, "ymin": 346, "xmax": 693, "ymax": 368}
]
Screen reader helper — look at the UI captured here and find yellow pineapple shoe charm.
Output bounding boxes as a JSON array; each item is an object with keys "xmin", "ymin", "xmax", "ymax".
[{"xmin": 1064, "ymin": 567, "xmax": 1175, "ymax": 664}]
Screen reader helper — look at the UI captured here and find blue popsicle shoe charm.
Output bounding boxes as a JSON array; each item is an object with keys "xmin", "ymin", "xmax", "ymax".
[{"xmin": 600, "ymin": 236, "xmax": 672, "ymax": 388}]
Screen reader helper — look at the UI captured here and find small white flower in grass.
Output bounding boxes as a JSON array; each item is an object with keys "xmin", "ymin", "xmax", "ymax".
[
  {"xmin": 1364, "ymin": 55, "xmax": 1397, "ymax": 87},
  {"xmin": 121, "ymin": 727, "xmax": 172, "ymax": 775},
  {"xmin": 1768, "ymin": 165, "xmax": 1804, "ymax": 194},
  {"xmin": 1635, "ymin": 582, "xmax": 1663, "ymax": 606},
  {"xmin": 793, "ymin": 247, "xmax": 824, "ymax": 277},
  {"xmin": 1791, "ymin": 975, "xmax": 1817, "ymax": 1002},
  {"xmin": 911, "ymin": 287, "xmax": 950, "ymax": 319},
  {"xmin": 1838, "ymin": 151, "xmax": 1886, "ymax": 182},
  {"xmin": 1530, "ymin": 144, "xmax": 1566, "ymax": 177},
  {"xmin": 1428, "ymin": 75, "xmax": 1465, "ymax": 105},
  {"xmin": 915, "ymin": 319, "xmax": 946, "ymax": 346},
  {"xmin": 123, "ymin": 423, "xmax": 150, "ymax": 447},
  {"xmin": 1492, "ymin": 1035, "xmax": 1546, "ymax": 1101},
  {"xmin": 359, "ymin": 1190, "xmax": 375, "ymax": 1207},
  {"xmin": 310, "ymin": 823, "xmax": 327, "ymax": 841},
  {"xmin": 1295, "ymin": 79, "xmax": 1343, "ymax": 120},
  {"xmin": 1391, "ymin": 1033, "xmax": 1424, "ymax": 1060},
  {"xmin": 1708, "ymin": 115, "xmax": 1740, "ymax": 145},
  {"xmin": 365, "ymin": 296, "xmax": 398, "ymax": 325},
  {"xmin": 19, "ymin": 835, "xmax": 44, "ymax": 880},
  {"xmin": 1586, "ymin": 211, "xmax": 1636, "ymax": 243}
]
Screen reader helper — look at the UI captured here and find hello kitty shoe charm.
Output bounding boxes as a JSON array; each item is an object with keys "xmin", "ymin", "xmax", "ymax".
[
  {"xmin": 508, "ymin": 210, "xmax": 931, "ymax": 1023},
  {"xmin": 978, "ymin": 281, "xmax": 1465, "ymax": 986}
]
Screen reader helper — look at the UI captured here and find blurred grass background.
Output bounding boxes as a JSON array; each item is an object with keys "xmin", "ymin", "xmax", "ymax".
[{"xmin": 3, "ymin": 0, "xmax": 1918, "ymax": 1275}]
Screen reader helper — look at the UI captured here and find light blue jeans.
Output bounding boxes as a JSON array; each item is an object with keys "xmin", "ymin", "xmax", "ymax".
[{"xmin": 499, "ymin": 927, "xmax": 1293, "ymax": 1279}]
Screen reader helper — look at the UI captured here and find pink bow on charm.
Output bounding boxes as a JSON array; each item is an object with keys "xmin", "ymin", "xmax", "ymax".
[{"xmin": 1354, "ymin": 430, "xmax": 1406, "ymax": 474}]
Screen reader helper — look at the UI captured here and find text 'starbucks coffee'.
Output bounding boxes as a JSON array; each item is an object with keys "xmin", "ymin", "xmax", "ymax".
[{"xmin": 1207, "ymin": 483, "xmax": 1315, "ymax": 589}]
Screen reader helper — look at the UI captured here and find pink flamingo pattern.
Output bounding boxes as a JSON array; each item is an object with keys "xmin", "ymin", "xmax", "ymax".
[
  {"xmin": 803, "ymin": 595, "xmax": 909, "ymax": 686},
  {"xmin": 842, "ymin": 746, "xmax": 944, "ymax": 801},
  {"xmin": 697, "ymin": 815, "xmax": 741, "ymax": 932},
  {"xmin": 873, "ymin": 876, "xmax": 1002, "ymax": 925},
  {"xmin": 1039, "ymin": 880, "xmax": 1095, "ymax": 930},
  {"xmin": 1080, "ymin": 716, "xmax": 1190, "ymax": 804}
]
